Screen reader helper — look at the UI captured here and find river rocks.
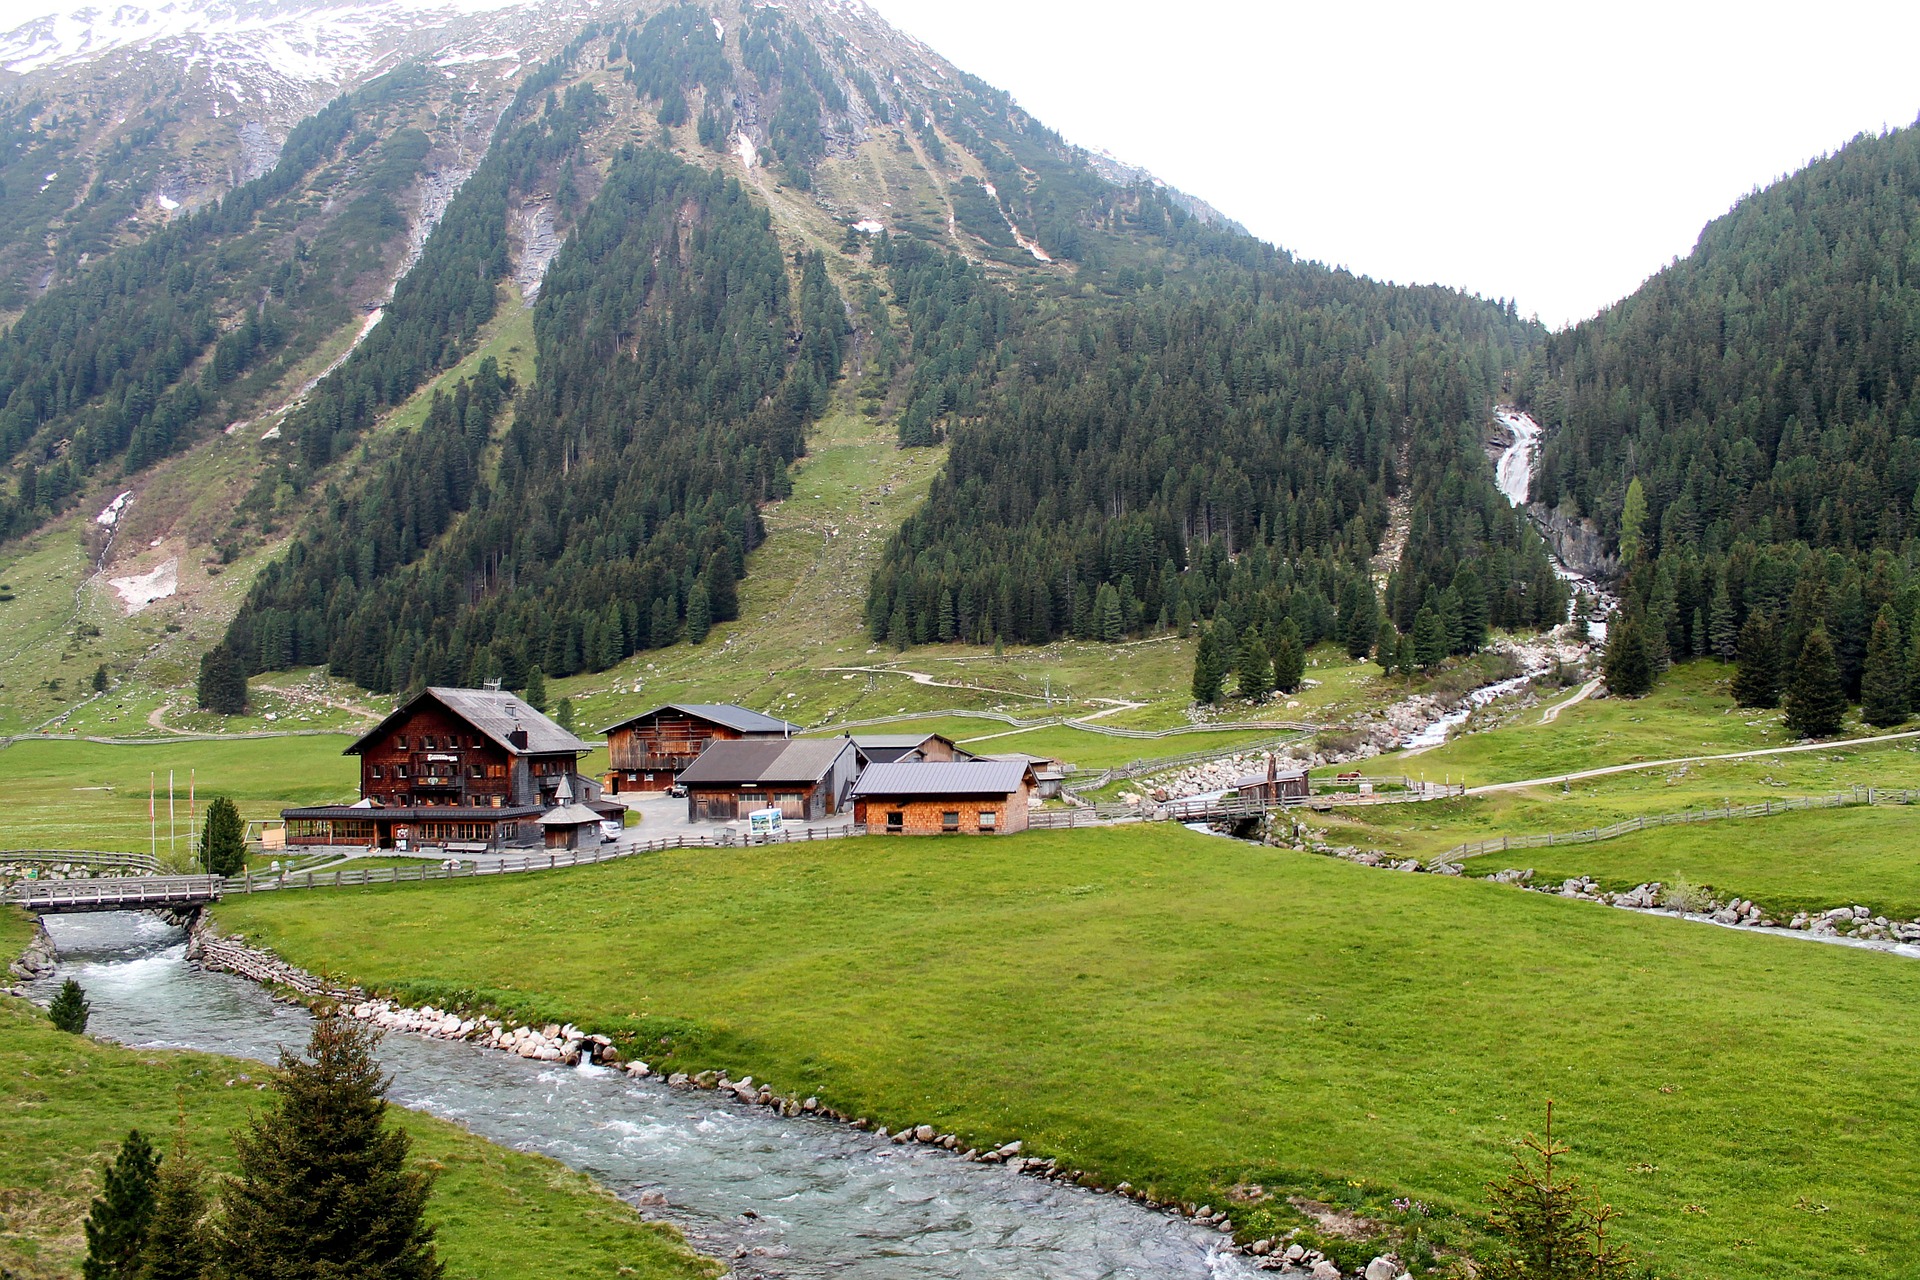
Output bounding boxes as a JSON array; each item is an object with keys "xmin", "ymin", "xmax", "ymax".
[
  {"xmin": 8, "ymin": 922, "xmax": 57, "ymax": 980},
  {"xmin": 1309, "ymin": 1261, "xmax": 1340, "ymax": 1280}
]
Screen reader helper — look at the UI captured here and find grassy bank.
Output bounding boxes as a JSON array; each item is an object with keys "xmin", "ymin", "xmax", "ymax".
[
  {"xmin": 216, "ymin": 824, "xmax": 1920, "ymax": 1279},
  {"xmin": 0, "ymin": 913, "xmax": 717, "ymax": 1280}
]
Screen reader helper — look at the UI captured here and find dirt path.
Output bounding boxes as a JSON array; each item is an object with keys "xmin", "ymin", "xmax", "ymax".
[
  {"xmin": 1538, "ymin": 677, "xmax": 1602, "ymax": 724},
  {"xmin": 1466, "ymin": 727, "xmax": 1920, "ymax": 795},
  {"xmin": 822, "ymin": 664, "xmax": 1053, "ymax": 702}
]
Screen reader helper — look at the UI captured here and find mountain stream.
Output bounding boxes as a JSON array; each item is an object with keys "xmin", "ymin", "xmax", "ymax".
[{"xmin": 29, "ymin": 912, "xmax": 1261, "ymax": 1280}]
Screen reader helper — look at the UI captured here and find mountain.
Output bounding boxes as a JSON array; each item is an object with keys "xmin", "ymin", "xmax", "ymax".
[
  {"xmin": 0, "ymin": 0, "xmax": 1552, "ymax": 729},
  {"xmin": 1517, "ymin": 120, "xmax": 1920, "ymax": 705}
]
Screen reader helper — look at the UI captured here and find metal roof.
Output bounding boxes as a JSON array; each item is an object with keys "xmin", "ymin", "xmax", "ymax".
[
  {"xmin": 675, "ymin": 738, "xmax": 853, "ymax": 786},
  {"xmin": 851, "ymin": 761, "xmax": 1035, "ymax": 798},
  {"xmin": 281, "ymin": 805, "xmax": 545, "ymax": 821},
  {"xmin": 538, "ymin": 802, "xmax": 608, "ymax": 827},
  {"xmin": 600, "ymin": 702, "xmax": 803, "ymax": 736},
  {"xmin": 346, "ymin": 687, "xmax": 593, "ymax": 758}
]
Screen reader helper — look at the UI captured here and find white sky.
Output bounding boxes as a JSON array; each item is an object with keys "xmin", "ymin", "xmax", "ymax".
[{"xmin": 860, "ymin": 0, "xmax": 1920, "ymax": 329}]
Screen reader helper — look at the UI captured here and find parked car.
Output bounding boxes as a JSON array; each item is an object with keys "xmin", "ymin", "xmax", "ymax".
[
  {"xmin": 600, "ymin": 819, "xmax": 624, "ymax": 843},
  {"xmin": 667, "ymin": 782, "xmax": 688, "ymax": 798}
]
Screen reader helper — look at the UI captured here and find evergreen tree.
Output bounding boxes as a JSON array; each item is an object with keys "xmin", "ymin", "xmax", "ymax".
[
  {"xmin": 522, "ymin": 668, "xmax": 547, "ymax": 712},
  {"xmin": 1094, "ymin": 583, "xmax": 1124, "ymax": 643},
  {"xmin": 1412, "ymin": 606, "xmax": 1446, "ymax": 670},
  {"xmin": 1783, "ymin": 627, "xmax": 1847, "ymax": 739},
  {"xmin": 1270, "ymin": 619, "xmax": 1306, "ymax": 693},
  {"xmin": 1343, "ymin": 586, "xmax": 1379, "ymax": 659},
  {"xmin": 142, "ymin": 1133, "xmax": 213, "ymax": 1280},
  {"xmin": 1907, "ymin": 630, "xmax": 1920, "ymax": 714},
  {"xmin": 198, "ymin": 796, "xmax": 246, "ymax": 878},
  {"xmin": 92, "ymin": 663, "xmax": 109, "ymax": 693},
  {"xmin": 686, "ymin": 582, "xmax": 713, "ymax": 644},
  {"xmin": 195, "ymin": 646, "xmax": 247, "ymax": 715},
  {"xmin": 1730, "ymin": 613, "xmax": 1781, "ymax": 708},
  {"xmin": 1602, "ymin": 615, "xmax": 1654, "ymax": 697},
  {"xmin": 218, "ymin": 1016, "xmax": 444, "ymax": 1280},
  {"xmin": 83, "ymin": 1130, "xmax": 158, "ymax": 1280},
  {"xmin": 1480, "ymin": 1103, "xmax": 1632, "ymax": 1280},
  {"xmin": 1618, "ymin": 476, "xmax": 1648, "ymax": 563},
  {"xmin": 1190, "ymin": 627, "xmax": 1225, "ymax": 705},
  {"xmin": 555, "ymin": 696, "xmax": 575, "ymax": 733},
  {"xmin": 1236, "ymin": 630, "xmax": 1274, "ymax": 701},
  {"xmin": 1860, "ymin": 605, "xmax": 1908, "ymax": 728},
  {"xmin": 1707, "ymin": 575, "xmax": 1738, "ymax": 659},
  {"xmin": 1374, "ymin": 620, "xmax": 1398, "ymax": 676},
  {"xmin": 1395, "ymin": 633, "xmax": 1417, "ymax": 677},
  {"xmin": 1454, "ymin": 566, "xmax": 1489, "ymax": 652},
  {"xmin": 49, "ymin": 977, "xmax": 89, "ymax": 1034}
]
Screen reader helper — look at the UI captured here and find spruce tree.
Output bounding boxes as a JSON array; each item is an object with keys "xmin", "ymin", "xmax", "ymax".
[
  {"xmin": 1907, "ymin": 630, "xmax": 1920, "ymax": 714},
  {"xmin": 1412, "ymin": 607, "xmax": 1446, "ymax": 670},
  {"xmin": 93, "ymin": 663, "xmax": 109, "ymax": 693},
  {"xmin": 1481, "ymin": 1103, "xmax": 1632, "ymax": 1280},
  {"xmin": 1190, "ymin": 627, "xmax": 1224, "ymax": 705},
  {"xmin": 142, "ymin": 1134, "xmax": 213, "ymax": 1280},
  {"xmin": 1374, "ymin": 620, "xmax": 1398, "ymax": 676},
  {"xmin": 1270, "ymin": 620, "xmax": 1306, "ymax": 693},
  {"xmin": 84, "ymin": 1130, "xmax": 158, "ymax": 1280},
  {"xmin": 1453, "ymin": 566, "xmax": 1489, "ymax": 652},
  {"xmin": 198, "ymin": 796, "xmax": 246, "ymax": 878},
  {"xmin": 522, "ymin": 668, "xmax": 547, "ymax": 712},
  {"xmin": 195, "ymin": 646, "xmax": 246, "ymax": 715},
  {"xmin": 49, "ymin": 977, "xmax": 90, "ymax": 1034},
  {"xmin": 218, "ymin": 1016, "xmax": 444, "ymax": 1280},
  {"xmin": 1783, "ymin": 627, "xmax": 1847, "ymax": 739},
  {"xmin": 1707, "ymin": 577, "xmax": 1738, "ymax": 659},
  {"xmin": 555, "ymin": 696, "xmax": 575, "ymax": 733},
  {"xmin": 1236, "ymin": 631, "xmax": 1274, "ymax": 701},
  {"xmin": 1730, "ymin": 613, "xmax": 1781, "ymax": 708},
  {"xmin": 1860, "ymin": 606, "xmax": 1908, "ymax": 727},
  {"xmin": 686, "ymin": 583, "xmax": 713, "ymax": 644},
  {"xmin": 1602, "ymin": 615, "xmax": 1654, "ymax": 697}
]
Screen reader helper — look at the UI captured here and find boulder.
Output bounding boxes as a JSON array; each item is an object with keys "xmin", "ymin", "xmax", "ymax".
[
  {"xmin": 1366, "ymin": 1258, "xmax": 1399, "ymax": 1280},
  {"xmin": 1310, "ymin": 1262, "xmax": 1341, "ymax": 1280},
  {"xmin": 915, "ymin": 1124, "xmax": 936, "ymax": 1143}
]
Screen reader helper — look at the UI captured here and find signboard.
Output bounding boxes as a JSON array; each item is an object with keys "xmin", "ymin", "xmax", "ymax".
[{"xmin": 748, "ymin": 808, "xmax": 783, "ymax": 835}]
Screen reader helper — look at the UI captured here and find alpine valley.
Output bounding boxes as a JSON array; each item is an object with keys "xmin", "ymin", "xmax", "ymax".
[{"xmin": 6, "ymin": 2, "xmax": 1920, "ymax": 1278}]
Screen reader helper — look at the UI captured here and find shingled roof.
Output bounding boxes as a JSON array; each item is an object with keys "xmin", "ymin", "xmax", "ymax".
[
  {"xmin": 600, "ymin": 702, "xmax": 804, "ymax": 736},
  {"xmin": 675, "ymin": 738, "xmax": 854, "ymax": 786},
  {"xmin": 851, "ymin": 761, "xmax": 1036, "ymax": 798},
  {"xmin": 345, "ymin": 687, "xmax": 593, "ymax": 758}
]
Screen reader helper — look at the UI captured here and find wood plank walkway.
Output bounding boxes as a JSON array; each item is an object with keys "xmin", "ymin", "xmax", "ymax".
[{"xmin": 8, "ymin": 874, "xmax": 222, "ymax": 914}]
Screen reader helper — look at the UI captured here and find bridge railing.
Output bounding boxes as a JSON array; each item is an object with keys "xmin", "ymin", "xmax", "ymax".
[
  {"xmin": 0, "ymin": 849, "xmax": 164, "ymax": 874},
  {"xmin": 6, "ymin": 875, "xmax": 221, "ymax": 909}
]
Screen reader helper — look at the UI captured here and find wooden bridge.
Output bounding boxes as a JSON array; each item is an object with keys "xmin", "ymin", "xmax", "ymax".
[{"xmin": 5, "ymin": 874, "xmax": 222, "ymax": 914}]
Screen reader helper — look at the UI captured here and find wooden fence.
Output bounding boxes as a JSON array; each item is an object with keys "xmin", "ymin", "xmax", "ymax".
[
  {"xmin": 0, "ymin": 849, "xmax": 164, "ymax": 874},
  {"xmin": 1437, "ymin": 786, "xmax": 1917, "ymax": 867}
]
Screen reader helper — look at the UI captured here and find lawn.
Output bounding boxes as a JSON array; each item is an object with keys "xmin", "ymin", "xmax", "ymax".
[
  {"xmin": 1455, "ymin": 803, "xmax": 1920, "ymax": 921},
  {"xmin": 215, "ymin": 823, "xmax": 1920, "ymax": 1279},
  {"xmin": 0, "ymin": 916, "xmax": 716, "ymax": 1280}
]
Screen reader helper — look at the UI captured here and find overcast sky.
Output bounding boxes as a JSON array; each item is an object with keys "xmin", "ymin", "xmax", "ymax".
[{"xmin": 860, "ymin": 0, "xmax": 1920, "ymax": 329}]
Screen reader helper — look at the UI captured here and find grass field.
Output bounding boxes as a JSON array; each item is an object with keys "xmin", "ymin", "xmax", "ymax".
[
  {"xmin": 0, "ymin": 916, "xmax": 716, "ymax": 1280},
  {"xmin": 1453, "ymin": 804, "xmax": 1920, "ymax": 921},
  {"xmin": 213, "ymin": 824, "xmax": 1920, "ymax": 1279}
]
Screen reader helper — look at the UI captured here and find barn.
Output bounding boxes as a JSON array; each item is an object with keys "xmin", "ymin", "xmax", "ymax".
[
  {"xmin": 850, "ymin": 761, "xmax": 1039, "ymax": 834},
  {"xmin": 847, "ymin": 731, "xmax": 978, "ymax": 765},
  {"xmin": 600, "ymin": 703, "xmax": 803, "ymax": 792},
  {"xmin": 1233, "ymin": 755, "xmax": 1311, "ymax": 804},
  {"xmin": 675, "ymin": 738, "xmax": 861, "ymax": 822}
]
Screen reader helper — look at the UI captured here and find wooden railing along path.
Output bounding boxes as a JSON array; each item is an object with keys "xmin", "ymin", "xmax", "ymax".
[
  {"xmin": 1, "ymin": 849, "xmax": 164, "ymax": 874},
  {"xmin": 10, "ymin": 874, "xmax": 223, "ymax": 913},
  {"xmin": 1437, "ymin": 785, "xmax": 1918, "ymax": 867}
]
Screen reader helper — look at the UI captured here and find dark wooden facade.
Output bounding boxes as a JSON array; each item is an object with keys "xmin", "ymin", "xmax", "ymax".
[
  {"xmin": 676, "ymin": 739, "xmax": 859, "ymax": 822},
  {"xmin": 602, "ymin": 704, "xmax": 801, "ymax": 792}
]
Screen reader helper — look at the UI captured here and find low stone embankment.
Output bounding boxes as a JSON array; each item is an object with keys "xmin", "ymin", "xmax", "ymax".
[
  {"xmin": 184, "ymin": 916, "xmax": 1413, "ymax": 1277},
  {"xmin": 0, "ymin": 860, "xmax": 146, "ymax": 885},
  {"xmin": 6, "ymin": 920, "xmax": 57, "ymax": 988}
]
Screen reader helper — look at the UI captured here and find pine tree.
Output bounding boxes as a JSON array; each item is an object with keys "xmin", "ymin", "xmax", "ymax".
[
  {"xmin": 1270, "ymin": 619, "xmax": 1306, "ymax": 693},
  {"xmin": 1707, "ymin": 577, "xmax": 1738, "ymax": 659},
  {"xmin": 1783, "ymin": 627, "xmax": 1847, "ymax": 739},
  {"xmin": 555, "ymin": 697, "xmax": 575, "ymax": 733},
  {"xmin": 198, "ymin": 796, "xmax": 246, "ymax": 878},
  {"xmin": 142, "ymin": 1132, "xmax": 213, "ymax": 1280},
  {"xmin": 1860, "ymin": 606, "xmax": 1908, "ymax": 728},
  {"xmin": 1343, "ymin": 587, "xmax": 1378, "ymax": 659},
  {"xmin": 1907, "ymin": 630, "xmax": 1920, "ymax": 714},
  {"xmin": 1618, "ymin": 477, "xmax": 1648, "ymax": 563},
  {"xmin": 1236, "ymin": 631, "xmax": 1274, "ymax": 701},
  {"xmin": 1480, "ymin": 1102, "xmax": 1632, "ymax": 1280},
  {"xmin": 1730, "ymin": 613, "xmax": 1781, "ymax": 708},
  {"xmin": 1412, "ymin": 606, "xmax": 1446, "ymax": 670},
  {"xmin": 1454, "ymin": 566, "xmax": 1489, "ymax": 652},
  {"xmin": 522, "ymin": 668, "xmax": 547, "ymax": 712},
  {"xmin": 92, "ymin": 663, "xmax": 109, "ymax": 692},
  {"xmin": 685, "ymin": 583, "xmax": 713, "ymax": 645},
  {"xmin": 218, "ymin": 1016, "xmax": 444, "ymax": 1280},
  {"xmin": 1374, "ymin": 620, "xmax": 1398, "ymax": 675},
  {"xmin": 84, "ymin": 1130, "xmax": 158, "ymax": 1280},
  {"xmin": 49, "ymin": 977, "xmax": 90, "ymax": 1034},
  {"xmin": 196, "ymin": 646, "xmax": 247, "ymax": 715},
  {"xmin": 1602, "ymin": 615, "xmax": 1654, "ymax": 697},
  {"xmin": 1190, "ymin": 627, "xmax": 1224, "ymax": 705},
  {"xmin": 1094, "ymin": 583, "xmax": 1124, "ymax": 643}
]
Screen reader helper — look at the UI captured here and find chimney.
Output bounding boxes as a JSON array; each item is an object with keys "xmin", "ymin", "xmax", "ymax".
[{"xmin": 508, "ymin": 721, "xmax": 529, "ymax": 751}]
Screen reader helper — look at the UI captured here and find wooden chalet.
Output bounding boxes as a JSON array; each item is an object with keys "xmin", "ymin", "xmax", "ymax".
[
  {"xmin": 675, "ymin": 738, "xmax": 860, "ymax": 822},
  {"xmin": 282, "ymin": 686, "xmax": 615, "ymax": 851},
  {"xmin": 851, "ymin": 761, "xmax": 1038, "ymax": 835},
  {"xmin": 982, "ymin": 751, "xmax": 1069, "ymax": 798},
  {"xmin": 600, "ymin": 703, "xmax": 803, "ymax": 792},
  {"xmin": 847, "ymin": 731, "xmax": 978, "ymax": 766},
  {"xmin": 1234, "ymin": 755, "xmax": 1311, "ymax": 804}
]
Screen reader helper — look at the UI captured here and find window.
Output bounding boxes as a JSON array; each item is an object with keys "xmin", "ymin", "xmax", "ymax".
[
  {"xmin": 978, "ymin": 811, "xmax": 997, "ymax": 829},
  {"xmin": 885, "ymin": 811, "xmax": 905, "ymax": 833},
  {"xmin": 469, "ymin": 763, "xmax": 485, "ymax": 778},
  {"xmin": 369, "ymin": 765, "xmax": 383, "ymax": 780},
  {"xmin": 740, "ymin": 791, "xmax": 766, "ymax": 807},
  {"xmin": 396, "ymin": 736, "xmax": 408, "ymax": 750},
  {"xmin": 941, "ymin": 811, "xmax": 960, "ymax": 831},
  {"xmin": 393, "ymin": 764, "xmax": 408, "ymax": 778}
]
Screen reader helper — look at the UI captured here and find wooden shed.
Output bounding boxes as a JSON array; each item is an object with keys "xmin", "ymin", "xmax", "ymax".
[
  {"xmin": 851, "ymin": 761, "xmax": 1038, "ymax": 835},
  {"xmin": 1234, "ymin": 755, "xmax": 1311, "ymax": 804},
  {"xmin": 675, "ymin": 738, "xmax": 861, "ymax": 822},
  {"xmin": 848, "ymin": 732, "xmax": 978, "ymax": 766},
  {"xmin": 600, "ymin": 703, "xmax": 803, "ymax": 792}
]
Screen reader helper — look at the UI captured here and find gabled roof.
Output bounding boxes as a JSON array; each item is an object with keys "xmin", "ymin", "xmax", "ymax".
[
  {"xmin": 346, "ymin": 687, "xmax": 593, "ymax": 758},
  {"xmin": 601, "ymin": 702, "xmax": 803, "ymax": 736},
  {"xmin": 538, "ymin": 802, "xmax": 607, "ymax": 828},
  {"xmin": 851, "ymin": 761, "xmax": 1036, "ymax": 799},
  {"xmin": 675, "ymin": 738, "xmax": 854, "ymax": 786}
]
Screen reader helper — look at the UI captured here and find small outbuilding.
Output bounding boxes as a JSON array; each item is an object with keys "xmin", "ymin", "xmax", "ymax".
[
  {"xmin": 1234, "ymin": 755, "xmax": 1310, "ymax": 804},
  {"xmin": 538, "ymin": 775, "xmax": 609, "ymax": 850},
  {"xmin": 676, "ymin": 738, "xmax": 861, "ymax": 822},
  {"xmin": 981, "ymin": 751, "xmax": 1068, "ymax": 799},
  {"xmin": 848, "ymin": 731, "xmax": 978, "ymax": 766},
  {"xmin": 600, "ymin": 703, "xmax": 804, "ymax": 793},
  {"xmin": 851, "ymin": 760, "xmax": 1038, "ymax": 835}
]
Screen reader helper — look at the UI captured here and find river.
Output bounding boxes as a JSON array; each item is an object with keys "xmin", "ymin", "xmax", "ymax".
[{"xmin": 28, "ymin": 912, "xmax": 1263, "ymax": 1280}]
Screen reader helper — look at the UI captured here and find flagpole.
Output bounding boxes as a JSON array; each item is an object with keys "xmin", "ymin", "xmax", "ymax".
[
  {"xmin": 189, "ymin": 769, "xmax": 196, "ymax": 855},
  {"xmin": 149, "ymin": 772, "xmax": 156, "ymax": 860},
  {"xmin": 168, "ymin": 769, "xmax": 176, "ymax": 860}
]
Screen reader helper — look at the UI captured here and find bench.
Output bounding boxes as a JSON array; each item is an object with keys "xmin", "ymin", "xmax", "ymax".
[{"xmin": 446, "ymin": 842, "xmax": 490, "ymax": 855}]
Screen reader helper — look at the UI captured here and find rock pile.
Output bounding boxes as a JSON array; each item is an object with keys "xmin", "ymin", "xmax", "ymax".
[
  {"xmin": 0, "ymin": 861, "xmax": 145, "ymax": 885},
  {"xmin": 1787, "ymin": 905, "xmax": 1920, "ymax": 943},
  {"xmin": 7, "ymin": 921, "xmax": 56, "ymax": 982},
  {"xmin": 340, "ymin": 999, "xmax": 642, "ymax": 1071}
]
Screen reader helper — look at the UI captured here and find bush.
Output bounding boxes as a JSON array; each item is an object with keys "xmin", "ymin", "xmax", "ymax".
[
  {"xmin": 1479, "ymin": 1102, "xmax": 1633, "ymax": 1279},
  {"xmin": 49, "ymin": 977, "xmax": 90, "ymax": 1034}
]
